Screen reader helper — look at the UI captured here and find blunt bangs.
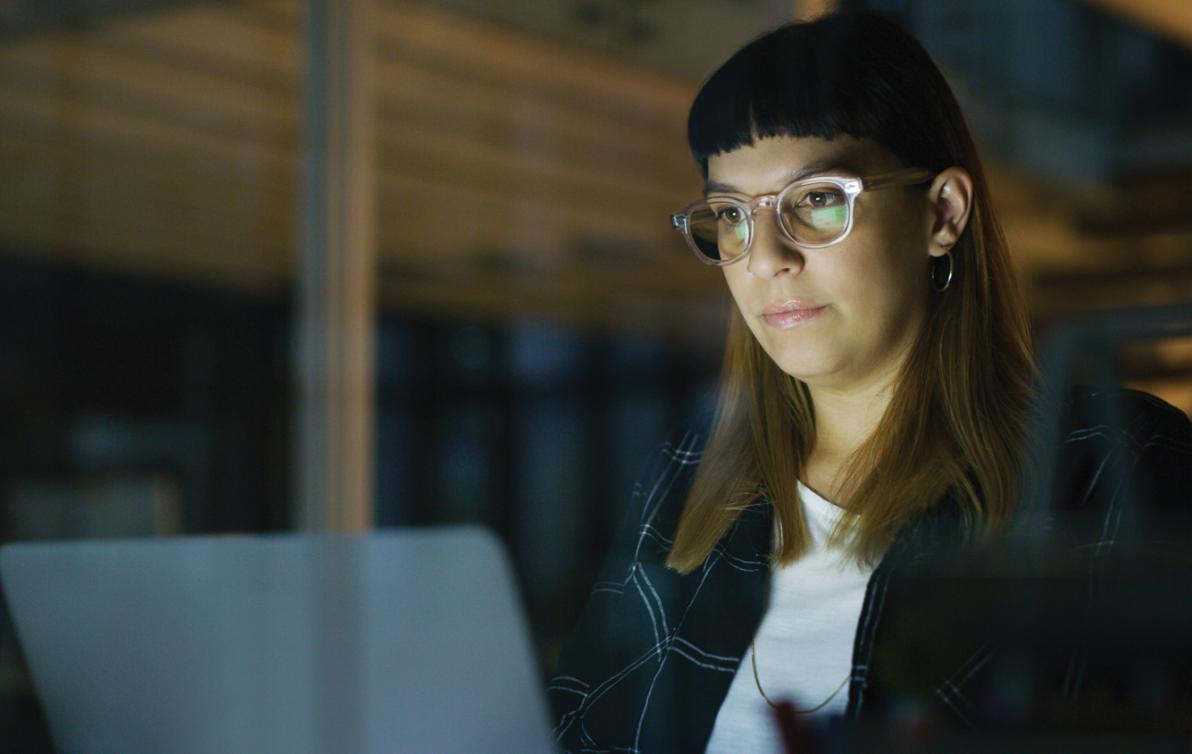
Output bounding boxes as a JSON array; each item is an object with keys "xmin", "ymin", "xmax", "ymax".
[{"xmin": 688, "ymin": 11, "xmax": 967, "ymax": 178}]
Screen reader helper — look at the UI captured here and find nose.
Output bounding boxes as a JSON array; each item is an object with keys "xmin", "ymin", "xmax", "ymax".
[{"xmin": 745, "ymin": 207, "xmax": 805, "ymax": 278}]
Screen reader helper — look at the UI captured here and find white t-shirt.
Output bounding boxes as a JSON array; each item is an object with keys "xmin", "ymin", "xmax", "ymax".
[{"xmin": 704, "ymin": 482, "xmax": 873, "ymax": 753}]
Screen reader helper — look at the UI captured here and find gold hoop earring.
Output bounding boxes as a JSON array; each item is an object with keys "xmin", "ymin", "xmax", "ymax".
[{"xmin": 931, "ymin": 251, "xmax": 954, "ymax": 293}]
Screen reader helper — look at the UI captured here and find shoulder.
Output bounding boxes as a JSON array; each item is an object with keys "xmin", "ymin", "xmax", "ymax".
[
  {"xmin": 619, "ymin": 412, "xmax": 716, "ymax": 562},
  {"xmin": 643, "ymin": 412, "xmax": 714, "ymax": 486},
  {"xmin": 548, "ymin": 412, "xmax": 768, "ymax": 752},
  {"xmin": 1056, "ymin": 386, "xmax": 1192, "ymax": 471},
  {"xmin": 1050, "ymin": 386, "xmax": 1192, "ymax": 516},
  {"xmin": 1061, "ymin": 386, "xmax": 1192, "ymax": 441}
]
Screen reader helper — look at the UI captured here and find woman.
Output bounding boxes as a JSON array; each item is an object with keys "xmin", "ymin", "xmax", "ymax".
[{"xmin": 549, "ymin": 10, "xmax": 1192, "ymax": 752}]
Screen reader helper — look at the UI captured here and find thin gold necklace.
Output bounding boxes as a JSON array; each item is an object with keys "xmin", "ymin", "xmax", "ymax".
[{"xmin": 750, "ymin": 642, "xmax": 850, "ymax": 714}]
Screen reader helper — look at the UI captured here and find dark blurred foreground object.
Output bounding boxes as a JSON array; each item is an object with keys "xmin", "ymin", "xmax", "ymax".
[
  {"xmin": 835, "ymin": 303, "xmax": 1192, "ymax": 752},
  {"xmin": 842, "ymin": 532, "xmax": 1192, "ymax": 752},
  {"xmin": 775, "ymin": 397, "xmax": 1192, "ymax": 751},
  {"xmin": 766, "ymin": 304, "xmax": 1192, "ymax": 753}
]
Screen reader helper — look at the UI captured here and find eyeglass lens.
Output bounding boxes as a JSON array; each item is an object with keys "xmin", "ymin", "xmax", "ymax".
[{"xmin": 686, "ymin": 182, "xmax": 850, "ymax": 262}]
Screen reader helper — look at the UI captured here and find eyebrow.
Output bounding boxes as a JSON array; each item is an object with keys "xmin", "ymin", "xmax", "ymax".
[{"xmin": 703, "ymin": 157, "xmax": 865, "ymax": 195}]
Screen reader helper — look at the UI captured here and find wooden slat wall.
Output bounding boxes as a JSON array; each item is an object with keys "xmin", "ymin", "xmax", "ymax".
[
  {"xmin": 0, "ymin": 0, "xmax": 731, "ymax": 339},
  {"xmin": 1, "ymin": 0, "xmax": 1190, "ymax": 351},
  {"xmin": 0, "ymin": 5, "xmax": 297, "ymax": 287}
]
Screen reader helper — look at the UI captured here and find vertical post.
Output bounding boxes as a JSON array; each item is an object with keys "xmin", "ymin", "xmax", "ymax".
[{"xmin": 297, "ymin": 0, "xmax": 376, "ymax": 533}]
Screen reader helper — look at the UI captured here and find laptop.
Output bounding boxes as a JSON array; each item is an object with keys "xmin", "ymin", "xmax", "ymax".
[{"xmin": 0, "ymin": 527, "xmax": 556, "ymax": 754}]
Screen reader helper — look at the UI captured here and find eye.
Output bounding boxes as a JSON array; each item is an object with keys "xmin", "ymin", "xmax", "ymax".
[
  {"xmin": 713, "ymin": 205, "xmax": 746, "ymax": 224},
  {"xmin": 797, "ymin": 189, "xmax": 845, "ymax": 208}
]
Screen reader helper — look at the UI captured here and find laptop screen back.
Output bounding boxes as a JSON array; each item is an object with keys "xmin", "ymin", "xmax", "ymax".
[{"xmin": 1, "ymin": 528, "xmax": 555, "ymax": 754}]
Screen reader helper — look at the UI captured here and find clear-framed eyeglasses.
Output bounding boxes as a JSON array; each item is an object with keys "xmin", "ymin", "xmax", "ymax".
[{"xmin": 669, "ymin": 167, "xmax": 935, "ymax": 266}]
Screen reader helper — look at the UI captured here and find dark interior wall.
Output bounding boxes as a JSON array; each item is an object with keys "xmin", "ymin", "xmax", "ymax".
[
  {"xmin": 0, "ymin": 256, "xmax": 724, "ymax": 750},
  {"xmin": 372, "ymin": 314, "xmax": 723, "ymax": 658},
  {"xmin": 0, "ymin": 258, "xmax": 293, "ymax": 537},
  {"xmin": 0, "ymin": 253, "xmax": 720, "ymax": 594}
]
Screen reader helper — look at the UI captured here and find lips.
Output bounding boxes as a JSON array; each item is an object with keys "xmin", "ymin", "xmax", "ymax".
[{"xmin": 761, "ymin": 299, "xmax": 826, "ymax": 329}]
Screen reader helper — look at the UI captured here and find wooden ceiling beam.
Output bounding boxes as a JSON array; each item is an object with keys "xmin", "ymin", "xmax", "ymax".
[
  {"xmin": 100, "ymin": 0, "xmax": 694, "ymax": 144},
  {"xmin": 90, "ymin": 2, "xmax": 696, "ymax": 179},
  {"xmin": 0, "ymin": 169, "xmax": 290, "ymax": 273},
  {"xmin": 376, "ymin": 172, "xmax": 679, "ymax": 265},
  {"xmin": 0, "ymin": 203, "xmax": 287, "ymax": 289},
  {"xmin": 99, "ymin": 3, "xmax": 300, "ymax": 81},
  {"xmin": 369, "ymin": 1, "xmax": 692, "ymax": 115},
  {"xmin": 376, "ymin": 127, "xmax": 682, "ymax": 228},
  {"xmin": 376, "ymin": 273, "xmax": 726, "ymax": 346},
  {"xmin": 0, "ymin": 106, "xmax": 683, "ymax": 268},
  {"xmin": 0, "ymin": 80, "xmax": 294, "ymax": 170},
  {"xmin": 0, "ymin": 37, "xmax": 294, "ymax": 133},
  {"xmin": 373, "ymin": 64, "xmax": 693, "ymax": 181},
  {"xmin": 376, "ymin": 253, "xmax": 726, "ymax": 298},
  {"xmin": 0, "ymin": 136, "xmax": 683, "ymax": 277},
  {"xmin": 0, "ymin": 120, "xmax": 295, "ymax": 211},
  {"xmin": 0, "ymin": 144, "xmax": 294, "ymax": 246},
  {"xmin": 0, "ymin": 54, "xmax": 689, "ymax": 221},
  {"xmin": 1, "ymin": 16, "xmax": 697, "ymax": 205}
]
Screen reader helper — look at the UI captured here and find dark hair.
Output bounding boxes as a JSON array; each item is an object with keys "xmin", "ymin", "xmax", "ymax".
[
  {"xmin": 667, "ymin": 10, "xmax": 1038, "ymax": 571},
  {"xmin": 688, "ymin": 11, "xmax": 972, "ymax": 179}
]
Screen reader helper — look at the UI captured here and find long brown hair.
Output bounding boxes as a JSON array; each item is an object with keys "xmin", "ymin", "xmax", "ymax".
[{"xmin": 666, "ymin": 12, "xmax": 1037, "ymax": 572}]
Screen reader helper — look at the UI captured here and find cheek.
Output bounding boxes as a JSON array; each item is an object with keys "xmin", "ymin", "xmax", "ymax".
[
  {"xmin": 844, "ymin": 256, "xmax": 930, "ymax": 346},
  {"xmin": 836, "ymin": 226, "xmax": 929, "ymax": 309},
  {"xmin": 721, "ymin": 267, "xmax": 749, "ymax": 312},
  {"xmin": 721, "ymin": 268, "xmax": 770, "ymax": 341}
]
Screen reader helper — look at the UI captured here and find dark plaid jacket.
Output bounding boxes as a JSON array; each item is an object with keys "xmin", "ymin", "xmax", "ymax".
[{"xmin": 548, "ymin": 389, "xmax": 1192, "ymax": 752}]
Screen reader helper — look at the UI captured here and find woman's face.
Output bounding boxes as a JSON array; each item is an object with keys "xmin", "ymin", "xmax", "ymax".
[{"xmin": 708, "ymin": 135, "xmax": 936, "ymax": 394}]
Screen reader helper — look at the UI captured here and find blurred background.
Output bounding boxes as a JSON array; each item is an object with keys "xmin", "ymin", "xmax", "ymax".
[{"xmin": 0, "ymin": 0, "xmax": 1189, "ymax": 748}]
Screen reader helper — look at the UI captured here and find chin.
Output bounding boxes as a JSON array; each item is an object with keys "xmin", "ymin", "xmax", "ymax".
[
  {"xmin": 745, "ymin": 323, "xmax": 845, "ymax": 383},
  {"xmin": 763, "ymin": 344, "xmax": 839, "ymax": 383},
  {"xmin": 776, "ymin": 365, "xmax": 833, "ymax": 384}
]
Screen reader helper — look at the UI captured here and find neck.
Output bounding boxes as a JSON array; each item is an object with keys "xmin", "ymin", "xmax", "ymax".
[
  {"xmin": 802, "ymin": 362, "xmax": 903, "ymax": 502},
  {"xmin": 810, "ymin": 381, "xmax": 891, "ymax": 458}
]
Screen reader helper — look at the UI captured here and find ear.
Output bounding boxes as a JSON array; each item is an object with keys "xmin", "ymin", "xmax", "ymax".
[{"xmin": 925, "ymin": 167, "xmax": 974, "ymax": 258}]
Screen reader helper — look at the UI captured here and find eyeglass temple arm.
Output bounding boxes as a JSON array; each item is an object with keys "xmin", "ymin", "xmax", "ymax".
[{"xmin": 862, "ymin": 168, "xmax": 936, "ymax": 191}]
